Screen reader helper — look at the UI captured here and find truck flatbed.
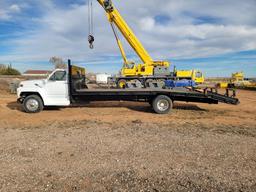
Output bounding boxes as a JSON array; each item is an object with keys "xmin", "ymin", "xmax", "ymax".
[
  {"xmin": 73, "ymin": 88, "xmax": 217, "ymax": 102},
  {"xmin": 69, "ymin": 59, "xmax": 239, "ymax": 109}
]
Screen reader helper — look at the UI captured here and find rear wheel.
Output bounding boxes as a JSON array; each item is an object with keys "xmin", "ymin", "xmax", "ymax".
[
  {"xmin": 152, "ymin": 95, "xmax": 172, "ymax": 114},
  {"xmin": 23, "ymin": 95, "xmax": 44, "ymax": 113}
]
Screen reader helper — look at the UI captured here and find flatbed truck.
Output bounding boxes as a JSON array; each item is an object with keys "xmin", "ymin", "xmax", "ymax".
[{"xmin": 17, "ymin": 60, "xmax": 239, "ymax": 114}]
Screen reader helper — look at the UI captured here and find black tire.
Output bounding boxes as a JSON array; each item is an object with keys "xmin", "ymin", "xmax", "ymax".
[
  {"xmin": 145, "ymin": 79, "xmax": 153, "ymax": 88},
  {"xmin": 157, "ymin": 79, "xmax": 166, "ymax": 88},
  {"xmin": 117, "ymin": 79, "xmax": 127, "ymax": 89},
  {"xmin": 23, "ymin": 95, "xmax": 44, "ymax": 113},
  {"xmin": 152, "ymin": 95, "xmax": 172, "ymax": 114}
]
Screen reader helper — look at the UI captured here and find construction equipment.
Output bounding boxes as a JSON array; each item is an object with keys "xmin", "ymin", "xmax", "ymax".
[
  {"xmin": 229, "ymin": 72, "xmax": 255, "ymax": 89},
  {"xmin": 215, "ymin": 72, "xmax": 255, "ymax": 89},
  {"xmin": 232, "ymin": 72, "xmax": 244, "ymax": 82},
  {"xmin": 89, "ymin": 0, "xmax": 170, "ymax": 88},
  {"xmin": 174, "ymin": 67, "xmax": 205, "ymax": 84},
  {"xmin": 88, "ymin": 0, "xmax": 208, "ymax": 88}
]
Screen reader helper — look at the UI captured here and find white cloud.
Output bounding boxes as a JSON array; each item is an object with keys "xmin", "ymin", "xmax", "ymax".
[
  {"xmin": 0, "ymin": 3, "xmax": 22, "ymax": 20},
  {"xmin": 139, "ymin": 17, "xmax": 155, "ymax": 31},
  {"xmin": 9, "ymin": 4, "xmax": 21, "ymax": 13},
  {"xmin": 0, "ymin": 10, "xmax": 11, "ymax": 20},
  {"xmin": 1, "ymin": 0, "xmax": 256, "ymax": 69}
]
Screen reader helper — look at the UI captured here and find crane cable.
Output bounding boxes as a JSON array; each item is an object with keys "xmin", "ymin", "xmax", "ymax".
[{"xmin": 88, "ymin": 0, "xmax": 94, "ymax": 49}]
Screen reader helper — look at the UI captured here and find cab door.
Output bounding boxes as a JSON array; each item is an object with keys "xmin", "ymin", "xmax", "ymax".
[{"xmin": 44, "ymin": 70, "xmax": 70, "ymax": 106}]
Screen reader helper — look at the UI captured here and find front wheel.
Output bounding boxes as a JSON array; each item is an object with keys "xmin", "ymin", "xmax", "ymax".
[
  {"xmin": 152, "ymin": 95, "xmax": 173, "ymax": 114},
  {"xmin": 23, "ymin": 95, "xmax": 44, "ymax": 113}
]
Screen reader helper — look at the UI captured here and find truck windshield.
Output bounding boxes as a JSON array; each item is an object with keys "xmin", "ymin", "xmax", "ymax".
[
  {"xmin": 49, "ymin": 71, "xmax": 67, "ymax": 81},
  {"xmin": 196, "ymin": 72, "xmax": 202, "ymax": 78}
]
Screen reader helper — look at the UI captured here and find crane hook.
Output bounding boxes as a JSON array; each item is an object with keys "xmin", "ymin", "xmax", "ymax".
[
  {"xmin": 88, "ymin": 0, "xmax": 94, "ymax": 49},
  {"xmin": 88, "ymin": 34, "xmax": 94, "ymax": 49}
]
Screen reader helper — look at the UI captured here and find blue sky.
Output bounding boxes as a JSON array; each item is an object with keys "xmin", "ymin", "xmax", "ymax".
[{"xmin": 0, "ymin": 0, "xmax": 256, "ymax": 77}]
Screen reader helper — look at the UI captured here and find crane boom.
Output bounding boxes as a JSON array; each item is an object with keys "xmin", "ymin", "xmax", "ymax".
[
  {"xmin": 97, "ymin": 0, "xmax": 153, "ymax": 64},
  {"xmin": 93, "ymin": 0, "xmax": 170, "ymax": 88},
  {"xmin": 89, "ymin": 1, "xmax": 204, "ymax": 88}
]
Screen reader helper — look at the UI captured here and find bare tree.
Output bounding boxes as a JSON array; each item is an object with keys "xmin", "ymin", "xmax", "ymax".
[{"xmin": 49, "ymin": 57, "xmax": 67, "ymax": 69}]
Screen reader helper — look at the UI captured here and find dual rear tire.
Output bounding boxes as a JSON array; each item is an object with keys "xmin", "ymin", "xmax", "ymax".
[{"xmin": 151, "ymin": 95, "xmax": 173, "ymax": 114}]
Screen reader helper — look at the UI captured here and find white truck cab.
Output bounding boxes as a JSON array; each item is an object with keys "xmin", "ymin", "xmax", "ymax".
[{"xmin": 17, "ymin": 69, "xmax": 70, "ymax": 113}]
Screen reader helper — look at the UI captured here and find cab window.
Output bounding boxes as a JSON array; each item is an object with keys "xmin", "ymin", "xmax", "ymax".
[
  {"xmin": 196, "ymin": 72, "xmax": 202, "ymax": 78},
  {"xmin": 49, "ymin": 71, "xmax": 67, "ymax": 81}
]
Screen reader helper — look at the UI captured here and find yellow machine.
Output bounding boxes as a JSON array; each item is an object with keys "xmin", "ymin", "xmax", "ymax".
[
  {"xmin": 217, "ymin": 72, "xmax": 254, "ymax": 89},
  {"xmin": 230, "ymin": 72, "xmax": 252, "ymax": 88},
  {"xmin": 91, "ymin": 0, "xmax": 170, "ymax": 88},
  {"xmin": 89, "ymin": 0, "xmax": 204, "ymax": 88},
  {"xmin": 175, "ymin": 69, "xmax": 205, "ymax": 84},
  {"xmin": 232, "ymin": 72, "xmax": 244, "ymax": 82}
]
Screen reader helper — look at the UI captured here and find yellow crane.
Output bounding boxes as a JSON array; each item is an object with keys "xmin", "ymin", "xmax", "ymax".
[
  {"xmin": 90, "ymin": 0, "xmax": 170, "ymax": 88},
  {"xmin": 90, "ymin": 0, "xmax": 203, "ymax": 87}
]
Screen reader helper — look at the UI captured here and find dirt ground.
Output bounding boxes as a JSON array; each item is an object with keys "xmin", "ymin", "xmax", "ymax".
[
  {"xmin": 0, "ymin": 81, "xmax": 9, "ymax": 94},
  {"xmin": 0, "ymin": 89, "xmax": 256, "ymax": 191}
]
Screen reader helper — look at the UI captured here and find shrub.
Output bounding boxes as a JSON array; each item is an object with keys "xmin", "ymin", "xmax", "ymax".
[{"xmin": 0, "ymin": 65, "xmax": 21, "ymax": 75}]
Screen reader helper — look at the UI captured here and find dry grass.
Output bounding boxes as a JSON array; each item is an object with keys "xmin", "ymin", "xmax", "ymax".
[{"xmin": 0, "ymin": 79, "xmax": 9, "ymax": 94}]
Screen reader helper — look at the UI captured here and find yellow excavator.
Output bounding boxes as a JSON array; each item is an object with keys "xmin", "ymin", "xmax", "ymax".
[{"xmin": 89, "ymin": 0, "xmax": 203, "ymax": 88}]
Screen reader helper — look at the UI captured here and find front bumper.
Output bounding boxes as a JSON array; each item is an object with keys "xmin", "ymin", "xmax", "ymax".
[{"xmin": 16, "ymin": 87, "xmax": 24, "ymax": 103}]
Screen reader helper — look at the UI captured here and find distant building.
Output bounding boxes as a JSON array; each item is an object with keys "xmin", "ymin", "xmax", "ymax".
[
  {"xmin": 23, "ymin": 70, "xmax": 52, "ymax": 77},
  {"xmin": 96, "ymin": 73, "xmax": 111, "ymax": 84}
]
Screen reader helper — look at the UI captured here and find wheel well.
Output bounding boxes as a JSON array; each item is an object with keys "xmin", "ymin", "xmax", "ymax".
[
  {"xmin": 20, "ymin": 92, "xmax": 44, "ymax": 105},
  {"xmin": 154, "ymin": 94, "xmax": 174, "ymax": 103}
]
